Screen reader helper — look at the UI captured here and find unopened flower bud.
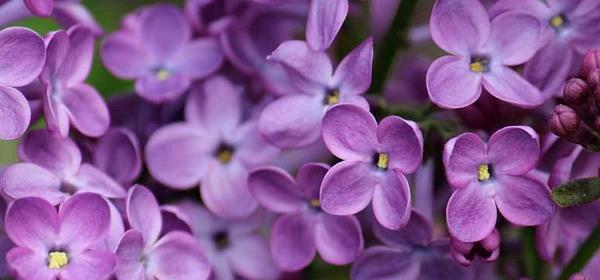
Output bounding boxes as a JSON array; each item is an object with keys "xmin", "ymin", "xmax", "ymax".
[
  {"xmin": 563, "ymin": 78, "xmax": 589, "ymax": 106},
  {"xmin": 549, "ymin": 105, "xmax": 580, "ymax": 137},
  {"xmin": 587, "ymin": 68, "xmax": 600, "ymax": 88},
  {"xmin": 582, "ymin": 49, "xmax": 600, "ymax": 77}
]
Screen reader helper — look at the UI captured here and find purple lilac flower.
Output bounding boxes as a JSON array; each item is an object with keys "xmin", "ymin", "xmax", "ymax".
[
  {"xmin": 491, "ymin": 0, "xmax": 600, "ymax": 97},
  {"xmin": 258, "ymin": 37, "xmax": 373, "ymax": 148},
  {"xmin": 92, "ymin": 127, "xmax": 142, "ymax": 186},
  {"xmin": 115, "ymin": 185, "xmax": 210, "ymax": 280},
  {"xmin": 248, "ymin": 163, "xmax": 363, "ymax": 271},
  {"xmin": 450, "ymin": 228, "xmax": 500, "ymax": 266},
  {"xmin": 171, "ymin": 201, "xmax": 281, "ymax": 280},
  {"xmin": 319, "ymin": 104, "xmax": 423, "ymax": 230},
  {"xmin": 427, "ymin": 0, "xmax": 544, "ymax": 109},
  {"xmin": 370, "ymin": 0, "xmax": 401, "ymax": 40},
  {"xmin": 145, "ymin": 76, "xmax": 278, "ymax": 218},
  {"xmin": 0, "ymin": 199, "xmax": 14, "ymax": 279},
  {"xmin": 100, "ymin": 4, "xmax": 224, "ymax": 103},
  {"xmin": 41, "ymin": 25, "xmax": 110, "ymax": 137},
  {"xmin": 5, "ymin": 193, "xmax": 116, "ymax": 280},
  {"xmin": 383, "ymin": 55, "xmax": 431, "ymax": 106},
  {"xmin": 0, "ymin": 27, "xmax": 45, "ymax": 140},
  {"xmin": 351, "ymin": 210, "xmax": 472, "ymax": 280},
  {"xmin": 184, "ymin": 0, "xmax": 247, "ymax": 35},
  {"xmin": 444, "ymin": 126, "xmax": 554, "ymax": 242},
  {"xmin": 0, "ymin": 129, "xmax": 126, "ymax": 204}
]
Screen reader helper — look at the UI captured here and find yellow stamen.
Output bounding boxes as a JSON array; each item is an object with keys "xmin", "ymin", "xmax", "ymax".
[
  {"xmin": 550, "ymin": 15, "xmax": 564, "ymax": 28},
  {"xmin": 217, "ymin": 149, "xmax": 232, "ymax": 164},
  {"xmin": 325, "ymin": 90, "xmax": 340, "ymax": 105},
  {"xmin": 377, "ymin": 153, "xmax": 389, "ymax": 169},
  {"xmin": 156, "ymin": 69, "xmax": 170, "ymax": 81},
  {"xmin": 48, "ymin": 251, "xmax": 68, "ymax": 269},
  {"xmin": 478, "ymin": 164, "xmax": 491, "ymax": 181},
  {"xmin": 310, "ymin": 198, "xmax": 320, "ymax": 208},
  {"xmin": 470, "ymin": 61, "xmax": 485, "ymax": 73}
]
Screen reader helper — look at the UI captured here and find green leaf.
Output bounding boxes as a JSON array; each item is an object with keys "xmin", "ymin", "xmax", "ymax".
[
  {"xmin": 557, "ymin": 225, "xmax": 600, "ymax": 280},
  {"xmin": 551, "ymin": 177, "xmax": 600, "ymax": 207}
]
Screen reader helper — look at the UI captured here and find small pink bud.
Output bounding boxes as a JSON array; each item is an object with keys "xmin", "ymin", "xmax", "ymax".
[
  {"xmin": 549, "ymin": 105, "xmax": 580, "ymax": 137},
  {"xmin": 582, "ymin": 49, "xmax": 600, "ymax": 77},
  {"xmin": 587, "ymin": 69, "xmax": 600, "ymax": 88},
  {"xmin": 563, "ymin": 78, "xmax": 589, "ymax": 106}
]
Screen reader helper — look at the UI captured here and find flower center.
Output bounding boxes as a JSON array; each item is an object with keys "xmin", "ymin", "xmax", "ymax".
[
  {"xmin": 47, "ymin": 251, "xmax": 69, "ymax": 269},
  {"xmin": 213, "ymin": 231, "xmax": 229, "ymax": 250},
  {"xmin": 215, "ymin": 143, "xmax": 234, "ymax": 164},
  {"xmin": 549, "ymin": 14, "xmax": 566, "ymax": 29},
  {"xmin": 309, "ymin": 198, "xmax": 320, "ymax": 208},
  {"xmin": 323, "ymin": 89, "xmax": 340, "ymax": 105},
  {"xmin": 373, "ymin": 153, "xmax": 389, "ymax": 170},
  {"xmin": 155, "ymin": 68, "xmax": 170, "ymax": 81},
  {"xmin": 477, "ymin": 164, "xmax": 492, "ymax": 182},
  {"xmin": 469, "ymin": 55, "xmax": 490, "ymax": 73}
]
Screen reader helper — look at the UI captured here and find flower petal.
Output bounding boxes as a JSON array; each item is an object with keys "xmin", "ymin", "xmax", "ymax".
[
  {"xmin": 62, "ymin": 83, "xmax": 110, "ymax": 137},
  {"xmin": 332, "ymin": 37, "xmax": 373, "ymax": 96},
  {"xmin": 127, "ymin": 185, "xmax": 162, "ymax": 246},
  {"xmin": 59, "ymin": 193, "xmax": 111, "ymax": 250},
  {"xmin": 69, "ymin": 163, "xmax": 126, "ymax": 199},
  {"xmin": 488, "ymin": 126, "xmax": 540, "ymax": 176},
  {"xmin": 5, "ymin": 197, "xmax": 59, "ymax": 251},
  {"xmin": 372, "ymin": 169, "xmax": 412, "ymax": 230},
  {"xmin": 0, "ymin": 84, "xmax": 30, "ymax": 140},
  {"xmin": 495, "ymin": 175, "xmax": 553, "ymax": 226},
  {"xmin": 270, "ymin": 213, "xmax": 316, "ymax": 271},
  {"xmin": 351, "ymin": 246, "xmax": 419, "ymax": 280},
  {"xmin": 0, "ymin": 27, "xmax": 46, "ymax": 87},
  {"xmin": 268, "ymin": 40, "xmax": 332, "ymax": 85},
  {"xmin": 146, "ymin": 231, "xmax": 211, "ymax": 280},
  {"xmin": 227, "ymin": 235, "xmax": 280, "ymax": 280},
  {"xmin": 1, "ymin": 163, "xmax": 65, "ymax": 205},
  {"xmin": 487, "ymin": 12, "xmax": 542, "ymax": 65},
  {"xmin": 372, "ymin": 210, "xmax": 432, "ymax": 248},
  {"xmin": 53, "ymin": 2, "xmax": 103, "ymax": 35},
  {"xmin": 377, "ymin": 116, "xmax": 423, "ymax": 174},
  {"xmin": 306, "ymin": 0, "xmax": 348, "ymax": 51},
  {"xmin": 185, "ymin": 76, "xmax": 241, "ymax": 135},
  {"xmin": 115, "ymin": 230, "xmax": 145, "ymax": 280},
  {"xmin": 93, "ymin": 128, "xmax": 142, "ymax": 185},
  {"xmin": 482, "ymin": 65, "xmax": 544, "ymax": 108},
  {"xmin": 315, "ymin": 214, "xmax": 363, "ymax": 265},
  {"xmin": 426, "ymin": 56, "xmax": 482, "ymax": 109},
  {"xmin": 60, "ymin": 249, "xmax": 117, "ymax": 280},
  {"xmin": 6, "ymin": 247, "xmax": 54, "ymax": 280},
  {"xmin": 135, "ymin": 72, "xmax": 191, "ymax": 103},
  {"xmin": 171, "ymin": 38, "xmax": 223, "ymax": 79},
  {"xmin": 201, "ymin": 162, "xmax": 257, "ymax": 218},
  {"xmin": 320, "ymin": 161, "xmax": 375, "ymax": 216},
  {"xmin": 296, "ymin": 162, "xmax": 329, "ymax": 200},
  {"xmin": 59, "ymin": 25, "xmax": 94, "ymax": 85},
  {"xmin": 321, "ymin": 104, "xmax": 377, "ymax": 160},
  {"xmin": 24, "ymin": 0, "xmax": 52, "ymax": 16},
  {"xmin": 446, "ymin": 184, "xmax": 497, "ymax": 242},
  {"xmin": 443, "ymin": 132, "xmax": 487, "ymax": 188},
  {"xmin": 248, "ymin": 166, "xmax": 305, "ymax": 213},
  {"xmin": 139, "ymin": 4, "xmax": 191, "ymax": 60},
  {"xmin": 523, "ymin": 41, "xmax": 573, "ymax": 98},
  {"xmin": 19, "ymin": 129, "xmax": 81, "ymax": 177},
  {"xmin": 100, "ymin": 30, "xmax": 149, "ymax": 78}
]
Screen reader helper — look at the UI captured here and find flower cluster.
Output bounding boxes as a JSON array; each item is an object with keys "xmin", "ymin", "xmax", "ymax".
[{"xmin": 0, "ymin": 0, "xmax": 597, "ymax": 279}]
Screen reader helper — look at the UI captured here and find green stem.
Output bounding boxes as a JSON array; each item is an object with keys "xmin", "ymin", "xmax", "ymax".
[
  {"xmin": 557, "ymin": 224, "xmax": 600, "ymax": 280},
  {"xmin": 523, "ymin": 227, "xmax": 542, "ymax": 279},
  {"xmin": 370, "ymin": 0, "xmax": 420, "ymax": 94}
]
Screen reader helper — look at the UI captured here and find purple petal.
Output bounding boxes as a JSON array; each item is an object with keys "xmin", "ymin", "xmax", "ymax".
[
  {"xmin": 115, "ymin": 230, "xmax": 145, "ymax": 280},
  {"xmin": 268, "ymin": 40, "xmax": 332, "ymax": 85},
  {"xmin": 5, "ymin": 197, "xmax": 59, "ymax": 251},
  {"xmin": 185, "ymin": 76, "xmax": 241, "ymax": 135},
  {"xmin": 139, "ymin": 4, "xmax": 191, "ymax": 60},
  {"xmin": 487, "ymin": 12, "xmax": 542, "ymax": 65},
  {"xmin": 160, "ymin": 208, "xmax": 193, "ymax": 235},
  {"xmin": 41, "ymin": 30, "xmax": 69, "ymax": 83},
  {"xmin": 488, "ymin": 126, "xmax": 540, "ymax": 176},
  {"xmin": 429, "ymin": 0, "xmax": 490, "ymax": 56},
  {"xmin": 127, "ymin": 185, "xmax": 162, "ymax": 246},
  {"xmin": 58, "ymin": 193, "xmax": 110, "ymax": 250},
  {"xmin": 0, "ymin": 85, "xmax": 31, "ymax": 140},
  {"xmin": 201, "ymin": 162, "xmax": 257, "ymax": 218},
  {"xmin": 321, "ymin": 104, "xmax": 377, "ymax": 160},
  {"xmin": 227, "ymin": 235, "xmax": 281, "ymax": 279},
  {"xmin": 351, "ymin": 246, "xmax": 419, "ymax": 280},
  {"xmin": 230, "ymin": 122, "xmax": 280, "ymax": 166},
  {"xmin": 296, "ymin": 162, "xmax": 330, "ymax": 200},
  {"xmin": 373, "ymin": 210, "xmax": 432, "ymax": 248},
  {"xmin": 53, "ymin": 2, "xmax": 103, "ymax": 36},
  {"xmin": 248, "ymin": 166, "xmax": 305, "ymax": 213},
  {"xmin": 306, "ymin": 0, "xmax": 348, "ymax": 51},
  {"xmin": 62, "ymin": 83, "xmax": 110, "ymax": 137},
  {"xmin": 171, "ymin": 38, "xmax": 223, "ymax": 79},
  {"xmin": 6, "ymin": 247, "xmax": 54, "ymax": 280},
  {"xmin": 524, "ymin": 41, "xmax": 574, "ymax": 98},
  {"xmin": 24, "ymin": 0, "xmax": 53, "ymax": 16},
  {"xmin": 378, "ymin": 116, "xmax": 423, "ymax": 174},
  {"xmin": 19, "ymin": 129, "xmax": 81, "ymax": 177},
  {"xmin": 147, "ymin": 231, "xmax": 211, "ymax": 280},
  {"xmin": 58, "ymin": 25, "xmax": 94, "ymax": 85},
  {"xmin": 482, "ymin": 65, "xmax": 544, "ymax": 108},
  {"xmin": 105, "ymin": 202, "xmax": 125, "ymax": 252},
  {"xmin": 0, "ymin": 27, "xmax": 46, "ymax": 87},
  {"xmin": 1, "ymin": 163, "xmax": 65, "ymax": 205},
  {"xmin": 93, "ymin": 128, "xmax": 142, "ymax": 185},
  {"xmin": 446, "ymin": 184, "xmax": 497, "ymax": 242},
  {"xmin": 370, "ymin": 0, "xmax": 401, "ymax": 39},
  {"xmin": 495, "ymin": 175, "xmax": 553, "ymax": 226},
  {"xmin": 135, "ymin": 72, "xmax": 191, "ymax": 103},
  {"xmin": 426, "ymin": 55, "xmax": 482, "ymax": 109},
  {"xmin": 315, "ymin": 214, "xmax": 363, "ymax": 265},
  {"xmin": 100, "ymin": 30, "xmax": 149, "ymax": 78},
  {"xmin": 70, "ymin": 163, "xmax": 126, "ymax": 199},
  {"xmin": 43, "ymin": 86, "xmax": 70, "ymax": 136},
  {"xmin": 443, "ymin": 133, "xmax": 487, "ymax": 188},
  {"xmin": 536, "ymin": 215, "xmax": 560, "ymax": 261},
  {"xmin": 60, "ymin": 249, "xmax": 117, "ymax": 280},
  {"xmin": 270, "ymin": 213, "xmax": 316, "ymax": 271},
  {"xmin": 332, "ymin": 37, "xmax": 373, "ymax": 95},
  {"xmin": 320, "ymin": 161, "xmax": 375, "ymax": 216},
  {"xmin": 145, "ymin": 123, "xmax": 215, "ymax": 189},
  {"xmin": 372, "ymin": 169, "xmax": 412, "ymax": 230}
]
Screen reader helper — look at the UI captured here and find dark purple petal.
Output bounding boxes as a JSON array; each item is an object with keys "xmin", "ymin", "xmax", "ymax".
[
  {"xmin": 93, "ymin": 128, "xmax": 142, "ymax": 185},
  {"xmin": 315, "ymin": 214, "xmax": 363, "ymax": 265},
  {"xmin": 377, "ymin": 116, "xmax": 423, "ymax": 174},
  {"xmin": 446, "ymin": 183, "xmax": 497, "ymax": 242},
  {"xmin": 320, "ymin": 161, "xmax": 375, "ymax": 216},
  {"xmin": 58, "ymin": 193, "xmax": 110, "ymax": 250},
  {"xmin": 127, "ymin": 185, "xmax": 162, "ymax": 246},
  {"xmin": 5, "ymin": 197, "xmax": 59, "ymax": 251},
  {"xmin": 351, "ymin": 246, "xmax": 419, "ymax": 280},
  {"xmin": 248, "ymin": 166, "xmax": 305, "ymax": 213},
  {"xmin": 19, "ymin": 129, "xmax": 81, "ymax": 178},
  {"xmin": 270, "ymin": 213, "xmax": 316, "ymax": 271},
  {"xmin": 321, "ymin": 104, "xmax": 377, "ymax": 160},
  {"xmin": 306, "ymin": 0, "xmax": 348, "ymax": 51},
  {"xmin": 373, "ymin": 210, "xmax": 432, "ymax": 248},
  {"xmin": 296, "ymin": 162, "xmax": 329, "ymax": 200}
]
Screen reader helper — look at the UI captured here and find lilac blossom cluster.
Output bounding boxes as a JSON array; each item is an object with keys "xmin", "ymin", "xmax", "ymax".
[{"xmin": 0, "ymin": 0, "xmax": 597, "ymax": 279}]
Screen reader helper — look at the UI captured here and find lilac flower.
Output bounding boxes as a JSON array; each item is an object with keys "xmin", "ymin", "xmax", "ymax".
[
  {"xmin": 92, "ymin": 127, "xmax": 142, "ymax": 186},
  {"xmin": 115, "ymin": 185, "xmax": 210, "ymax": 280},
  {"xmin": 383, "ymin": 55, "xmax": 431, "ymax": 106},
  {"xmin": 41, "ymin": 25, "xmax": 109, "ymax": 137},
  {"xmin": 248, "ymin": 163, "xmax": 363, "ymax": 271},
  {"xmin": 427, "ymin": 0, "xmax": 544, "ymax": 109},
  {"xmin": 5, "ymin": 193, "xmax": 116, "ymax": 280},
  {"xmin": 184, "ymin": 0, "xmax": 247, "ymax": 35},
  {"xmin": 444, "ymin": 126, "xmax": 554, "ymax": 242},
  {"xmin": 450, "ymin": 228, "xmax": 500, "ymax": 266},
  {"xmin": 0, "ymin": 199, "xmax": 14, "ymax": 279},
  {"xmin": 370, "ymin": 0, "xmax": 401, "ymax": 39},
  {"xmin": 0, "ymin": 27, "xmax": 45, "ymax": 140},
  {"xmin": 100, "ymin": 4, "xmax": 224, "ymax": 103},
  {"xmin": 259, "ymin": 37, "xmax": 373, "ymax": 148},
  {"xmin": 319, "ymin": 104, "xmax": 423, "ymax": 230},
  {"xmin": 171, "ymin": 201, "xmax": 281, "ymax": 280},
  {"xmin": 1, "ymin": 129, "xmax": 126, "ymax": 204},
  {"xmin": 351, "ymin": 210, "xmax": 472, "ymax": 280},
  {"xmin": 145, "ymin": 76, "xmax": 278, "ymax": 218},
  {"xmin": 491, "ymin": 0, "xmax": 600, "ymax": 97}
]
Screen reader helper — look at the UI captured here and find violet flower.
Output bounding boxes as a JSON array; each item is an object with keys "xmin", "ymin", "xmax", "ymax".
[
  {"xmin": 115, "ymin": 185, "xmax": 210, "ymax": 280},
  {"xmin": 259, "ymin": 37, "xmax": 373, "ymax": 148},
  {"xmin": 427, "ymin": 0, "xmax": 544, "ymax": 109},
  {"xmin": 450, "ymin": 228, "xmax": 500, "ymax": 266},
  {"xmin": 444, "ymin": 126, "xmax": 554, "ymax": 242},
  {"xmin": 319, "ymin": 104, "xmax": 423, "ymax": 230},
  {"xmin": 1, "ymin": 129, "xmax": 126, "ymax": 204},
  {"xmin": 92, "ymin": 127, "xmax": 142, "ymax": 186},
  {"xmin": 101, "ymin": 4, "xmax": 223, "ymax": 103},
  {"xmin": 351, "ymin": 210, "xmax": 472, "ymax": 280},
  {"xmin": 5, "ymin": 193, "xmax": 116, "ymax": 280},
  {"xmin": 145, "ymin": 76, "xmax": 278, "ymax": 218},
  {"xmin": 248, "ymin": 163, "xmax": 363, "ymax": 271},
  {"xmin": 41, "ymin": 25, "xmax": 109, "ymax": 137},
  {"xmin": 0, "ymin": 27, "xmax": 45, "ymax": 140}
]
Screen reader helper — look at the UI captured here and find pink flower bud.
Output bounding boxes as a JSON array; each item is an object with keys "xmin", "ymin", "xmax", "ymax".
[
  {"xmin": 563, "ymin": 78, "xmax": 589, "ymax": 106},
  {"xmin": 549, "ymin": 105, "xmax": 580, "ymax": 137},
  {"xmin": 582, "ymin": 49, "xmax": 600, "ymax": 77}
]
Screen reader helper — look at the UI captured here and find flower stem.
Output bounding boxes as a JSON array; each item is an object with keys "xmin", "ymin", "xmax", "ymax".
[{"xmin": 557, "ymin": 224, "xmax": 600, "ymax": 280}]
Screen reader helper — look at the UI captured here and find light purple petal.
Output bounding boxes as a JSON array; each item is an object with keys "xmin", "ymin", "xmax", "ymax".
[
  {"xmin": 135, "ymin": 72, "xmax": 191, "ymax": 103},
  {"xmin": 372, "ymin": 169, "xmax": 412, "ymax": 230},
  {"xmin": 61, "ymin": 83, "xmax": 110, "ymax": 137},
  {"xmin": 126, "ymin": 185, "xmax": 162, "ymax": 246},
  {"xmin": 53, "ymin": 2, "xmax": 103, "ymax": 36},
  {"xmin": 41, "ymin": 30, "xmax": 69, "ymax": 83},
  {"xmin": 0, "ymin": 27, "xmax": 46, "ymax": 87},
  {"xmin": 24, "ymin": 0, "xmax": 53, "ymax": 16},
  {"xmin": 377, "ymin": 116, "xmax": 423, "ymax": 174},
  {"xmin": 115, "ymin": 230, "xmax": 146, "ymax": 280},
  {"xmin": 268, "ymin": 40, "xmax": 332, "ymax": 85},
  {"xmin": 487, "ymin": 12, "xmax": 542, "ymax": 65},
  {"xmin": 58, "ymin": 193, "xmax": 110, "ymax": 251},
  {"xmin": 201, "ymin": 162, "xmax": 257, "ymax": 218},
  {"xmin": 443, "ymin": 133, "xmax": 487, "ymax": 188},
  {"xmin": 535, "ymin": 215, "xmax": 560, "ymax": 261},
  {"xmin": 139, "ymin": 4, "xmax": 191, "ymax": 61},
  {"xmin": 230, "ymin": 122, "xmax": 280, "ymax": 166},
  {"xmin": 69, "ymin": 163, "xmax": 126, "ymax": 199},
  {"xmin": 6, "ymin": 247, "xmax": 54, "ymax": 280},
  {"xmin": 306, "ymin": 0, "xmax": 348, "ymax": 51},
  {"xmin": 0, "ymin": 85, "xmax": 31, "ymax": 140},
  {"xmin": 60, "ymin": 249, "xmax": 117, "ymax": 280},
  {"xmin": 93, "ymin": 128, "xmax": 142, "ymax": 185},
  {"xmin": 43, "ymin": 86, "xmax": 70, "ymax": 136},
  {"xmin": 332, "ymin": 37, "xmax": 373, "ymax": 95},
  {"xmin": 426, "ymin": 55, "xmax": 482, "ymax": 109},
  {"xmin": 248, "ymin": 166, "xmax": 305, "ymax": 213},
  {"xmin": 5, "ymin": 197, "xmax": 59, "ymax": 251},
  {"xmin": 524, "ymin": 41, "xmax": 573, "ymax": 98},
  {"xmin": 482, "ymin": 65, "xmax": 544, "ymax": 108},
  {"xmin": 321, "ymin": 104, "xmax": 377, "ymax": 160},
  {"xmin": 100, "ymin": 30, "xmax": 149, "ymax": 78},
  {"xmin": 147, "ymin": 231, "xmax": 210, "ymax": 280},
  {"xmin": 351, "ymin": 246, "xmax": 419, "ymax": 280},
  {"xmin": 296, "ymin": 162, "xmax": 329, "ymax": 200},
  {"xmin": 59, "ymin": 25, "xmax": 94, "ymax": 85},
  {"xmin": 270, "ymin": 213, "xmax": 316, "ymax": 271},
  {"xmin": 171, "ymin": 38, "xmax": 223, "ymax": 79},
  {"xmin": 315, "ymin": 214, "xmax": 363, "ymax": 265},
  {"xmin": 19, "ymin": 129, "xmax": 81, "ymax": 177},
  {"xmin": 488, "ymin": 126, "xmax": 540, "ymax": 176},
  {"xmin": 320, "ymin": 161, "xmax": 375, "ymax": 216},
  {"xmin": 1, "ymin": 163, "xmax": 65, "ymax": 205},
  {"xmin": 105, "ymin": 201, "xmax": 125, "ymax": 252},
  {"xmin": 185, "ymin": 76, "xmax": 241, "ymax": 135},
  {"xmin": 495, "ymin": 175, "xmax": 553, "ymax": 226},
  {"xmin": 370, "ymin": 0, "xmax": 401, "ymax": 39},
  {"xmin": 446, "ymin": 183, "xmax": 497, "ymax": 242},
  {"xmin": 429, "ymin": 0, "xmax": 490, "ymax": 56},
  {"xmin": 373, "ymin": 210, "xmax": 432, "ymax": 248},
  {"xmin": 227, "ymin": 235, "xmax": 281, "ymax": 280}
]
